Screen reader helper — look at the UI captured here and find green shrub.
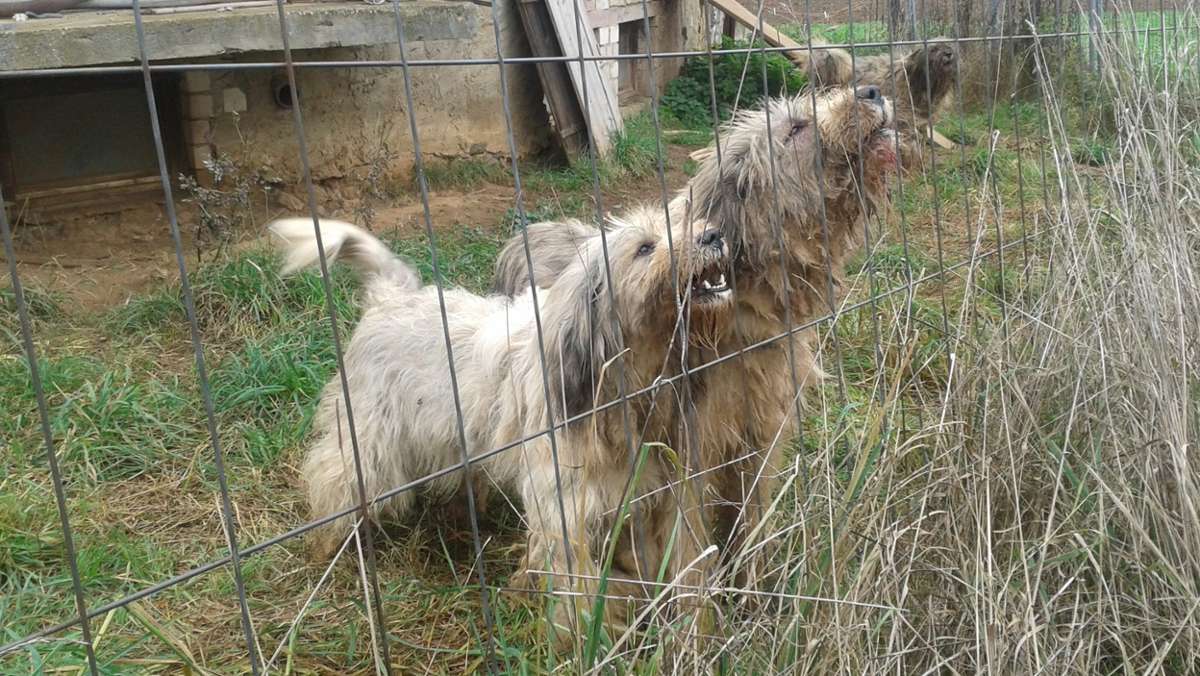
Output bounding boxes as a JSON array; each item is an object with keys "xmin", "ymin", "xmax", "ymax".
[{"xmin": 662, "ymin": 38, "xmax": 808, "ymax": 127}]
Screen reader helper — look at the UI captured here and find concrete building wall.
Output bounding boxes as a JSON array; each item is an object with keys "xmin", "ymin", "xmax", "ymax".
[
  {"xmin": 182, "ymin": 2, "xmax": 555, "ymax": 186},
  {"xmin": 591, "ymin": 0, "xmax": 706, "ymax": 100},
  {"xmin": 2, "ymin": 0, "xmax": 707, "ymax": 200}
]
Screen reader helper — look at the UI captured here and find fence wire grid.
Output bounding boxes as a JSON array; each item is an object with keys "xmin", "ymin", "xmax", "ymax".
[{"xmin": 1, "ymin": 0, "xmax": 1198, "ymax": 672}]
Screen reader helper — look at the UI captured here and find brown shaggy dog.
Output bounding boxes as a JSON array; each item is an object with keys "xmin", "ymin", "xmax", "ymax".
[
  {"xmin": 805, "ymin": 41, "xmax": 957, "ymax": 127},
  {"xmin": 800, "ymin": 40, "xmax": 958, "ymax": 167},
  {"xmin": 270, "ymin": 208, "xmax": 733, "ymax": 637},
  {"xmin": 493, "ymin": 86, "xmax": 898, "ymax": 586}
]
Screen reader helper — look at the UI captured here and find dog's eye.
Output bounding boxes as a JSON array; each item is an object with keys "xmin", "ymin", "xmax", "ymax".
[
  {"xmin": 635, "ymin": 242, "xmax": 655, "ymax": 258},
  {"xmin": 786, "ymin": 120, "xmax": 809, "ymax": 139}
]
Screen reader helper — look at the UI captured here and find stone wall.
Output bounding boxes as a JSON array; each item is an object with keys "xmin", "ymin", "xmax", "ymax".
[
  {"xmin": 2, "ymin": 0, "xmax": 706, "ymax": 198},
  {"xmin": 180, "ymin": 1, "xmax": 554, "ymax": 187}
]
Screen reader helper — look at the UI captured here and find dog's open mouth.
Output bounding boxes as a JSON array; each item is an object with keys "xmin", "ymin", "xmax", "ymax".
[{"xmin": 691, "ymin": 261, "xmax": 731, "ymax": 304}]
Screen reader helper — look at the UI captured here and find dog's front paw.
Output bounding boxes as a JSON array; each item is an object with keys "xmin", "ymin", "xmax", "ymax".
[
  {"xmin": 507, "ymin": 566, "xmax": 544, "ymax": 599},
  {"xmin": 306, "ymin": 531, "xmax": 344, "ymax": 562}
]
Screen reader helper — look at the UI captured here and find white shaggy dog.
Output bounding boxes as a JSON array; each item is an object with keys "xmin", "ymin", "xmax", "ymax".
[{"xmin": 270, "ymin": 209, "xmax": 733, "ymax": 630}]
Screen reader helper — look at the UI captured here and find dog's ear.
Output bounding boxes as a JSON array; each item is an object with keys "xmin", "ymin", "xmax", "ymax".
[
  {"xmin": 543, "ymin": 251, "xmax": 619, "ymax": 421},
  {"xmin": 721, "ymin": 173, "xmax": 748, "ymax": 257}
]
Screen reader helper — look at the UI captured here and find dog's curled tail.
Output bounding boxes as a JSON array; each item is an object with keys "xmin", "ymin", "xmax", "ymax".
[{"xmin": 268, "ymin": 218, "xmax": 421, "ymax": 291}]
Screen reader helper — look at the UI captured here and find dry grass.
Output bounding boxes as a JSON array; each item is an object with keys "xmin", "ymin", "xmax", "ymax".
[{"xmin": 664, "ymin": 11, "xmax": 1200, "ymax": 672}]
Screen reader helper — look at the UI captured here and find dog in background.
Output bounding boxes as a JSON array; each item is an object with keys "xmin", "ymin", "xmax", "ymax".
[
  {"xmin": 800, "ymin": 40, "xmax": 958, "ymax": 167},
  {"xmin": 272, "ymin": 208, "xmax": 733, "ymax": 635},
  {"xmin": 492, "ymin": 85, "xmax": 899, "ymax": 584}
]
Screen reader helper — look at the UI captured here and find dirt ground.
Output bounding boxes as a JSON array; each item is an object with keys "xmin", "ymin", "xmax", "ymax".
[{"xmin": 3, "ymin": 145, "xmax": 693, "ymax": 314}]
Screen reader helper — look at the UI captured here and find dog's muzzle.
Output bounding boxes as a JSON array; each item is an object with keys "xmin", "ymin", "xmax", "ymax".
[
  {"xmin": 851, "ymin": 88, "xmax": 896, "ymax": 168},
  {"xmin": 935, "ymin": 45, "xmax": 957, "ymax": 68},
  {"xmin": 852, "ymin": 85, "xmax": 894, "ymax": 132},
  {"xmin": 690, "ymin": 228, "xmax": 732, "ymax": 305},
  {"xmin": 856, "ymin": 85, "xmax": 884, "ymax": 106}
]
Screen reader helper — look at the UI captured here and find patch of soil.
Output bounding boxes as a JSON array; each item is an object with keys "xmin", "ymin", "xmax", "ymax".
[
  {"xmin": 3, "ymin": 146, "xmax": 696, "ymax": 316},
  {"xmin": 6, "ymin": 203, "xmax": 185, "ymax": 314},
  {"xmin": 607, "ymin": 145, "xmax": 696, "ymax": 212},
  {"xmin": 354, "ymin": 187, "xmax": 519, "ymax": 237}
]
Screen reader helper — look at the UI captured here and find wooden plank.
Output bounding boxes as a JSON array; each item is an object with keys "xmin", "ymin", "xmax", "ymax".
[
  {"xmin": 927, "ymin": 126, "xmax": 957, "ymax": 149},
  {"xmin": 541, "ymin": 0, "xmax": 623, "ymax": 153},
  {"xmin": 706, "ymin": 0, "xmax": 808, "ymax": 68},
  {"xmin": 14, "ymin": 174, "xmax": 160, "ymax": 200},
  {"xmin": 515, "ymin": 0, "xmax": 588, "ymax": 154},
  {"xmin": 586, "ymin": 0, "xmax": 661, "ymax": 28}
]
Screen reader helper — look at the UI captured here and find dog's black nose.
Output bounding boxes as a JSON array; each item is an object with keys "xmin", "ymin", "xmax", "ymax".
[
  {"xmin": 856, "ymin": 85, "xmax": 882, "ymax": 101},
  {"xmin": 698, "ymin": 228, "xmax": 723, "ymax": 248}
]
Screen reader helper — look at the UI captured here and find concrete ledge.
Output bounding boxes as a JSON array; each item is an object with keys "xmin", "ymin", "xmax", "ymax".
[{"xmin": 0, "ymin": 2, "xmax": 481, "ymax": 71}]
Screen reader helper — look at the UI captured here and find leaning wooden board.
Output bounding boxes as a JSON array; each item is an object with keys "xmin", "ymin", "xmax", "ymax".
[
  {"xmin": 540, "ymin": 0, "xmax": 623, "ymax": 153},
  {"xmin": 515, "ymin": 0, "xmax": 589, "ymax": 153},
  {"xmin": 927, "ymin": 127, "xmax": 957, "ymax": 149},
  {"xmin": 705, "ymin": 0, "xmax": 809, "ymax": 68}
]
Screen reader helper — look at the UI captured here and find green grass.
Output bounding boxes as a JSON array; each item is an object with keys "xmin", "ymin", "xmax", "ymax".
[
  {"xmin": 852, "ymin": 242, "xmax": 934, "ymax": 282},
  {"xmin": 1, "ymin": 285, "xmax": 63, "ymax": 350},
  {"xmin": 780, "ymin": 21, "xmax": 897, "ymax": 53},
  {"xmin": 661, "ymin": 126, "xmax": 714, "ymax": 149},
  {"xmin": 418, "ymin": 158, "xmax": 509, "ymax": 192},
  {"xmin": 1, "ymin": 284, "xmax": 62, "ymax": 323},
  {"xmin": 408, "ymin": 112, "xmax": 665, "ymax": 201},
  {"xmin": 0, "ymin": 223, "xmax": 518, "ymax": 673},
  {"xmin": 1071, "ymin": 137, "xmax": 1113, "ymax": 166},
  {"xmin": 1041, "ymin": 8, "xmax": 1196, "ymax": 76},
  {"xmin": 935, "ymin": 102, "xmax": 1048, "ymax": 147},
  {"xmin": 0, "ymin": 356, "xmax": 194, "ymax": 481},
  {"xmin": 887, "ymin": 99, "xmax": 1059, "ymax": 223},
  {"xmin": 0, "ymin": 105, "xmax": 1023, "ymax": 672},
  {"xmin": 502, "ymin": 196, "xmax": 592, "ymax": 235},
  {"xmin": 0, "ymin": 479, "xmax": 62, "ymax": 575},
  {"xmin": 105, "ymin": 288, "xmax": 184, "ymax": 336},
  {"xmin": 390, "ymin": 226, "xmax": 504, "ymax": 294},
  {"xmin": 4, "ymin": 25, "xmax": 1197, "ymax": 671}
]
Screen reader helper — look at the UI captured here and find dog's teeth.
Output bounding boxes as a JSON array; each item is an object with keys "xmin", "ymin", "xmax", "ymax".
[
  {"xmin": 716, "ymin": 274, "xmax": 726, "ymax": 287},
  {"xmin": 702, "ymin": 280, "xmax": 712, "ymax": 289}
]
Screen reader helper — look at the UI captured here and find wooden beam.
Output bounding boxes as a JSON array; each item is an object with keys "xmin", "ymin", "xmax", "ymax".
[
  {"xmin": 586, "ymin": 0, "xmax": 661, "ymax": 28},
  {"xmin": 541, "ymin": 0, "xmax": 623, "ymax": 153},
  {"xmin": 705, "ymin": 0, "xmax": 808, "ymax": 67},
  {"xmin": 515, "ymin": 0, "xmax": 589, "ymax": 154},
  {"xmin": 927, "ymin": 126, "xmax": 957, "ymax": 149}
]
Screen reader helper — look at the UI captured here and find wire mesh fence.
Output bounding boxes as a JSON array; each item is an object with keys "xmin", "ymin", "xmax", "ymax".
[{"xmin": 1, "ymin": 0, "xmax": 1197, "ymax": 671}]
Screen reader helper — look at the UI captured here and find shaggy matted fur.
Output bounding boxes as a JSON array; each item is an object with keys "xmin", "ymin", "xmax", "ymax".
[
  {"xmin": 271, "ymin": 209, "xmax": 733, "ymax": 632},
  {"xmin": 492, "ymin": 86, "xmax": 898, "ymax": 583},
  {"xmin": 795, "ymin": 40, "xmax": 957, "ymax": 169}
]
